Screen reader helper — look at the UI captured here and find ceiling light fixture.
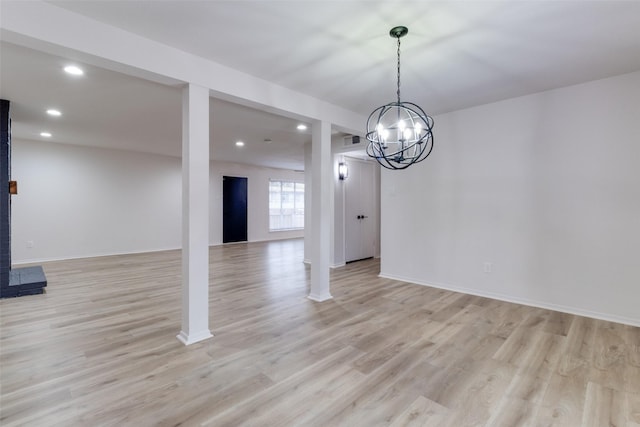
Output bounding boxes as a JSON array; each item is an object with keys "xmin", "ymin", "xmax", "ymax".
[
  {"xmin": 235, "ymin": 141, "xmax": 245, "ymax": 147},
  {"xmin": 46, "ymin": 109, "xmax": 62, "ymax": 117},
  {"xmin": 64, "ymin": 65, "xmax": 84, "ymax": 76},
  {"xmin": 296, "ymin": 124, "xmax": 307, "ymax": 131},
  {"xmin": 40, "ymin": 132, "xmax": 52, "ymax": 138},
  {"xmin": 366, "ymin": 26, "xmax": 434, "ymax": 170}
]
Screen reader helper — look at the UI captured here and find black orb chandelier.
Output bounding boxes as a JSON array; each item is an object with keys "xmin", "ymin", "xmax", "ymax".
[{"xmin": 366, "ymin": 26, "xmax": 434, "ymax": 170}]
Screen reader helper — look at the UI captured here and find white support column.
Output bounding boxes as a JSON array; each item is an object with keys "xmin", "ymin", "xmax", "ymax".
[
  {"xmin": 177, "ymin": 83, "xmax": 213, "ymax": 345},
  {"xmin": 303, "ymin": 141, "xmax": 312, "ymax": 265},
  {"xmin": 308, "ymin": 120, "xmax": 333, "ymax": 302}
]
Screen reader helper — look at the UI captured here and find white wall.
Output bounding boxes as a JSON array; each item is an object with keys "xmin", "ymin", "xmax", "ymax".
[
  {"xmin": 11, "ymin": 139, "xmax": 303, "ymax": 264},
  {"xmin": 381, "ymin": 71, "xmax": 640, "ymax": 326},
  {"xmin": 332, "ymin": 153, "xmax": 345, "ymax": 267}
]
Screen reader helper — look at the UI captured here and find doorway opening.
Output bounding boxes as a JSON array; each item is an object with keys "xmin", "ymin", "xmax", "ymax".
[
  {"xmin": 222, "ymin": 176, "xmax": 248, "ymax": 243},
  {"xmin": 344, "ymin": 159, "xmax": 376, "ymax": 263}
]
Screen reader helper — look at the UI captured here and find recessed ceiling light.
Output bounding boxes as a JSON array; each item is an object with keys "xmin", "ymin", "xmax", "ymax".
[
  {"xmin": 235, "ymin": 141, "xmax": 245, "ymax": 147},
  {"xmin": 297, "ymin": 124, "xmax": 307, "ymax": 131},
  {"xmin": 46, "ymin": 109, "xmax": 62, "ymax": 117},
  {"xmin": 64, "ymin": 65, "xmax": 84, "ymax": 76},
  {"xmin": 40, "ymin": 132, "xmax": 52, "ymax": 138}
]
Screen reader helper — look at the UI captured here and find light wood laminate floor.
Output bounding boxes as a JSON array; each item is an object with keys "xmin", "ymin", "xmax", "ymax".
[{"xmin": 1, "ymin": 239, "xmax": 639, "ymax": 426}]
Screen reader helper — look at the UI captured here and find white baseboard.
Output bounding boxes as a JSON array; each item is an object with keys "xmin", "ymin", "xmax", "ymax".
[
  {"xmin": 308, "ymin": 293, "xmax": 333, "ymax": 302},
  {"xmin": 13, "ymin": 237, "xmax": 306, "ymax": 265},
  {"xmin": 12, "ymin": 246, "xmax": 182, "ymax": 266},
  {"xmin": 176, "ymin": 330, "xmax": 213, "ymax": 346},
  {"xmin": 378, "ymin": 272, "xmax": 640, "ymax": 328},
  {"xmin": 302, "ymin": 261, "xmax": 345, "ymax": 269}
]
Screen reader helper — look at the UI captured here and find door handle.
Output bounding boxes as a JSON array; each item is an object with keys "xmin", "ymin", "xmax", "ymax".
[
  {"xmin": 356, "ymin": 215, "xmax": 362, "ymax": 219},
  {"xmin": 362, "ymin": 215, "xmax": 368, "ymax": 219}
]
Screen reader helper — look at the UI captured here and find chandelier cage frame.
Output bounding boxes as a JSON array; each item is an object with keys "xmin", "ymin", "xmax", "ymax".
[{"xmin": 365, "ymin": 26, "xmax": 434, "ymax": 170}]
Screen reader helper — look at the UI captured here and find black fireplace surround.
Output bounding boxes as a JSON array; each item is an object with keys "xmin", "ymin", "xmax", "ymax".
[{"xmin": 1, "ymin": 99, "xmax": 47, "ymax": 298}]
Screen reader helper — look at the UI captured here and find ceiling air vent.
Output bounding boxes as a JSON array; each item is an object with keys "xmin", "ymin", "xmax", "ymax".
[{"xmin": 343, "ymin": 135, "xmax": 361, "ymax": 146}]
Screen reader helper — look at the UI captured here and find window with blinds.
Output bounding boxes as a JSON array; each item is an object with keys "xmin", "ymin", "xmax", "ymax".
[{"xmin": 269, "ymin": 180, "xmax": 304, "ymax": 231}]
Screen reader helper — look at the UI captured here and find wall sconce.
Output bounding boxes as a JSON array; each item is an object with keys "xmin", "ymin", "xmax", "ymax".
[{"xmin": 338, "ymin": 162, "xmax": 349, "ymax": 180}]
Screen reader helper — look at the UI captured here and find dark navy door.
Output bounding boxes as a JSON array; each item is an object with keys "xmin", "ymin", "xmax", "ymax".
[{"xmin": 222, "ymin": 176, "xmax": 248, "ymax": 243}]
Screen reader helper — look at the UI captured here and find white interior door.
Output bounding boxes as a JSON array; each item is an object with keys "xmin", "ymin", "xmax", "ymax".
[{"xmin": 345, "ymin": 159, "xmax": 376, "ymax": 262}]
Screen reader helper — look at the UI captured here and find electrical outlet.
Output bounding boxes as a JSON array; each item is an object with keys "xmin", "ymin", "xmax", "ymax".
[
  {"xmin": 26, "ymin": 241, "xmax": 34, "ymax": 249},
  {"xmin": 483, "ymin": 262, "xmax": 492, "ymax": 273}
]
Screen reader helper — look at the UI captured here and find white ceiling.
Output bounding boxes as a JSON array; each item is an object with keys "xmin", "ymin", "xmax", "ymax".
[
  {"xmin": 3, "ymin": 1, "xmax": 640, "ymax": 170},
  {"xmin": 0, "ymin": 42, "xmax": 312, "ymax": 171}
]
